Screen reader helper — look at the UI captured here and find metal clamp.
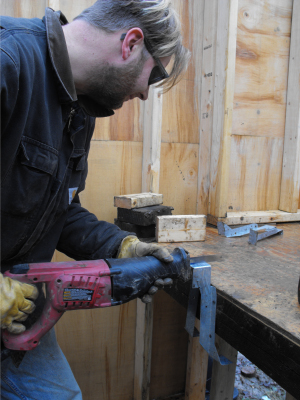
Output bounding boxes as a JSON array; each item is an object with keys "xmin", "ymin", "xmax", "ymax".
[
  {"xmin": 217, "ymin": 222, "xmax": 258, "ymax": 237},
  {"xmin": 185, "ymin": 262, "xmax": 231, "ymax": 365},
  {"xmin": 249, "ymin": 225, "xmax": 283, "ymax": 245}
]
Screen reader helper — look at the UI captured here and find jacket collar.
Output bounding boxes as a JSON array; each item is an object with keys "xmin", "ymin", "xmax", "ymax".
[{"xmin": 43, "ymin": 8, "xmax": 114, "ymax": 118}]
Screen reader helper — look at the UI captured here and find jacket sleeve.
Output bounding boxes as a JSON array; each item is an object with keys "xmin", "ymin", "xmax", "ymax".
[
  {"xmin": 56, "ymin": 115, "xmax": 133, "ymax": 261},
  {"xmin": 1, "ymin": 38, "xmax": 20, "ymax": 136},
  {"xmin": 56, "ymin": 195, "xmax": 131, "ymax": 260}
]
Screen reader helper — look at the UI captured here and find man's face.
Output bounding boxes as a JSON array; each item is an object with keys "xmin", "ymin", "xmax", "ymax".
[{"xmin": 83, "ymin": 52, "xmax": 171, "ymax": 110}]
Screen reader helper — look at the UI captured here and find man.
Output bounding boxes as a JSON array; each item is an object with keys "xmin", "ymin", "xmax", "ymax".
[{"xmin": 0, "ymin": 1, "xmax": 190, "ymax": 398}]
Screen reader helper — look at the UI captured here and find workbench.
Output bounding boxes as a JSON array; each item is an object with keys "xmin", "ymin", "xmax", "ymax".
[{"xmin": 163, "ymin": 222, "xmax": 300, "ymax": 399}]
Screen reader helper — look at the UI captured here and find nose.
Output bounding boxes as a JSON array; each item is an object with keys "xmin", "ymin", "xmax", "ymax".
[{"xmin": 140, "ymin": 87, "xmax": 150, "ymax": 101}]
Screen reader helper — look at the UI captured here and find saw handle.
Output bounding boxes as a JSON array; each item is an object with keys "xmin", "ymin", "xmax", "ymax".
[
  {"xmin": 2, "ymin": 279, "xmax": 64, "ymax": 351},
  {"xmin": 2, "ymin": 259, "xmax": 112, "ymax": 351}
]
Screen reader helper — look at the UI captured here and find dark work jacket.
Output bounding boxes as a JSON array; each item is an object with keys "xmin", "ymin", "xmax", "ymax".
[{"xmin": 0, "ymin": 8, "xmax": 130, "ymax": 272}]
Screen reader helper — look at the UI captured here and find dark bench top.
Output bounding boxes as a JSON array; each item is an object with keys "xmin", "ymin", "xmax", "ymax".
[{"xmin": 163, "ymin": 222, "xmax": 300, "ymax": 398}]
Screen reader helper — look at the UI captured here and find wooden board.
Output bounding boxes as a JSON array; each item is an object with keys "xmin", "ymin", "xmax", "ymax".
[
  {"xmin": 227, "ymin": 136, "xmax": 284, "ymax": 212},
  {"xmin": 0, "ymin": 0, "xmax": 47, "ymax": 18},
  {"xmin": 142, "ymin": 87, "xmax": 163, "ymax": 193},
  {"xmin": 134, "ymin": 301, "xmax": 153, "ymax": 400},
  {"xmin": 207, "ymin": 209, "xmax": 300, "ymax": 225},
  {"xmin": 160, "ymin": 0, "xmax": 204, "ymax": 146},
  {"xmin": 161, "ymin": 79, "xmax": 200, "ymax": 145},
  {"xmin": 208, "ymin": 0, "xmax": 239, "ymax": 218},
  {"xmin": 114, "ymin": 193, "xmax": 163, "ymax": 209},
  {"xmin": 210, "ymin": 336, "xmax": 238, "ymax": 400},
  {"xmin": 279, "ymin": 0, "xmax": 300, "ymax": 213},
  {"xmin": 233, "ymin": 0, "xmax": 292, "ymax": 139},
  {"xmin": 163, "ymin": 222, "xmax": 300, "ymax": 398},
  {"xmin": 156, "ymin": 215, "xmax": 206, "ymax": 243},
  {"xmin": 197, "ymin": 0, "xmax": 218, "ymax": 216},
  {"xmin": 79, "ymin": 141, "xmax": 143, "ymax": 224},
  {"xmin": 55, "ymin": 301, "xmax": 137, "ymax": 400},
  {"xmin": 93, "ymin": 99, "xmax": 143, "ymax": 142},
  {"xmin": 159, "ymin": 143, "xmax": 199, "ymax": 215},
  {"xmin": 184, "ymin": 319, "xmax": 208, "ymax": 400},
  {"xmin": 149, "ymin": 290, "xmax": 189, "ymax": 400}
]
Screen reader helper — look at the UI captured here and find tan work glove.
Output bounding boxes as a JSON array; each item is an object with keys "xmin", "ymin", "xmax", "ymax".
[
  {"xmin": 0, "ymin": 273, "xmax": 39, "ymax": 334},
  {"xmin": 117, "ymin": 236, "xmax": 174, "ymax": 303}
]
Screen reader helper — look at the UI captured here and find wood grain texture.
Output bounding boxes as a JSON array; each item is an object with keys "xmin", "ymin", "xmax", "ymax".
[
  {"xmin": 207, "ymin": 209, "xmax": 300, "ymax": 225},
  {"xmin": 93, "ymin": 99, "xmax": 143, "ymax": 142},
  {"xmin": 233, "ymin": 0, "xmax": 292, "ymax": 139},
  {"xmin": 163, "ymin": 222, "xmax": 300, "ymax": 398},
  {"xmin": 79, "ymin": 141, "xmax": 143, "ymax": 224},
  {"xmin": 134, "ymin": 300, "xmax": 153, "ymax": 400},
  {"xmin": 227, "ymin": 136, "xmax": 284, "ymax": 211},
  {"xmin": 114, "ymin": 193, "xmax": 163, "ymax": 209},
  {"xmin": 161, "ymin": 79, "xmax": 200, "ymax": 145},
  {"xmin": 208, "ymin": 0, "xmax": 239, "ymax": 218},
  {"xmin": 55, "ymin": 301, "xmax": 136, "ymax": 400},
  {"xmin": 210, "ymin": 335, "xmax": 238, "ymax": 400},
  {"xmin": 159, "ymin": 143, "xmax": 199, "ymax": 215},
  {"xmin": 160, "ymin": 0, "xmax": 203, "ymax": 145},
  {"xmin": 142, "ymin": 87, "xmax": 163, "ymax": 193},
  {"xmin": 197, "ymin": 0, "xmax": 218, "ymax": 215},
  {"xmin": 156, "ymin": 215, "xmax": 206, "ymax": 243},
  {"xmin": 50, "ymin": 0, "xmax": 93, "ymax": 20},
  {"xmin": 0, "ymin": 0, "xmax": 47, "ymax": 18},
  {"xmin": 279, "ymin": 0, "xmax": 300, "ymax": 213},
  {"xmin": 149, "ymin": 290, "xmax": 189, "ymax": 400},
  {"xmin": 184, "ymin": 319, "xmax": 208, "ymax": 400}
]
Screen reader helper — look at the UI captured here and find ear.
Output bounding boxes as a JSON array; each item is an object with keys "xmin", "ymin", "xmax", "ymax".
[{"xmin": 121, "ymin": 28, "xmax": 144, "ymax": 60}]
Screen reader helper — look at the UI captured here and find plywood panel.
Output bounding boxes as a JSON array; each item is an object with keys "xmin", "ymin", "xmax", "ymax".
[
  {"xmin": 227, "ymin": 136, "xmax": 283, "ymax": 211},
  {"xmin": 197, "ymin": 0, "xmax": 218, "ymax": 215},
  {"xmin": 161, "ymin": 0, "xmax": 203, "ymax": 144},
  {"xmin": 56, "ymin": 300, "xmax": 136, "ymax": 400},
  {"xmin": 79, "ymin": 141, "xmax": 143, "ymax": 223},
  {"xmin": 0, "ymin": 0, "xmax": 47, "ymax": 18},
  {"xmin": 208, "ymin": 0, "xmax": 239, "ymax": 218},
  {"xmin": 93, "ymin": 99, "xmax": 143, "ymax": 142},
  {"xmin": 159, "ymin": 143, "xmax": 199, "ymax": 215},
  {"xmin": 161, "ymin": 79, "xmax": 200, "ymax": 144},
  {"xmin": 149, "ymin": 291, "xmax": 189, "ymax": 400},
  {"xmin": 53, "ymin": 0, "xmax": 93, "ymax": 20},
  {"xmin": 279, "ymin": 0, "xmax": 300, "ymax": 213},
  {"xmin": 233, "ymin": 0, "xmax": 292, "ymax": 138}
]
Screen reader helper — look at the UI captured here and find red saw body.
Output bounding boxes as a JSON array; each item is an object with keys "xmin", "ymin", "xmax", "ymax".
[
  {"xmin": 2, "ymin": 260, "xmax": 112, "ymax": 351},
  {"xmin": 2, "ymin": 248, "xmax": 191, "ymax": 352}
]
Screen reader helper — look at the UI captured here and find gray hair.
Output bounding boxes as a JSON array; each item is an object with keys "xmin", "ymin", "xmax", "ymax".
[{"xmin": 74, "ymin": 0, "xmax": 190, "ymax": 92}]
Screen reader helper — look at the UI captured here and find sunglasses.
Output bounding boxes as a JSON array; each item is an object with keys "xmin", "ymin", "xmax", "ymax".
[{"xmin": 120, "ymin": 33, "xmax": 169, "ymax": 86}]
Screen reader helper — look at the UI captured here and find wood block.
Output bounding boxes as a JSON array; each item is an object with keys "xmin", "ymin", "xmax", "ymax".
[
  {"xmin": 114, "ymin": 219, "xmax": 155, "ymax": 238},
  {"xmin": 114, "ymin": 193, "xmax": 163, "ymax": 209},
  {"xmin": 156, "ymin": 215, "xmax": 206, "ymax": 243},
  {"xmin": 117, "ymin": 205, "xmax": 174, "ymax": 227},
  {"xmin": 208, "ymin": 210, "xmax": 300, "ymax": 226}
]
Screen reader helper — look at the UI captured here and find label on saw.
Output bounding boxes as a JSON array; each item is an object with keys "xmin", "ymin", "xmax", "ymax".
[{"xmin": 63, "ymin": 288, "xmax": 94, "ymax": 302}]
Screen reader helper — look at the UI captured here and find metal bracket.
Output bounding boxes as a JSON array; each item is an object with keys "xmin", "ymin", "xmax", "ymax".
[
  {"xmin": 185, "ymin": 262, "xmax": 232, "ymax": 365},
  {"xmin": 217, "ymin": 222, "xmax": 258, "ymax": 237},
  {"xmin": 249, "ymin": 225, "xmax": 283, "ymax": 245}
]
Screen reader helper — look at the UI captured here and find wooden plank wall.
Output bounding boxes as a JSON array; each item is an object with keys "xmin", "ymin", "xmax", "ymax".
[
  {"xmin": 228, "ymin": 0, "xmax": 293, "ymax": 213},
  {"xmin": 279, "ymin": 0, "xmax": 300, "ymax": 213},
  {"xmin": 0, "ymin": 1, "xmax": 202, "ymax": 399},
  {"xmin": 49, "ymin": 2, "xmax": 143, "ymax": 399},
  {"xmin": 1, "ymin": 0, "xmax": 297, "ymax": 399}
]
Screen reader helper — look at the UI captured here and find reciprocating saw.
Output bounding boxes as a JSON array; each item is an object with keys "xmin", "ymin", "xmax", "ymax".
[{"xmin": 2, "ymin": 248, "xmax": 191, "ymax": 352}]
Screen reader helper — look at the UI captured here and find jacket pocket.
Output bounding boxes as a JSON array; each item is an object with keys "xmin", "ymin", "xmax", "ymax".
[
  {"xmin": 1, "ymin": 137, "xmax": 59, "ymax": 216},
  {"xmin": 1, "ymin": 137, "xmax": 59, "ymax": 260}
]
